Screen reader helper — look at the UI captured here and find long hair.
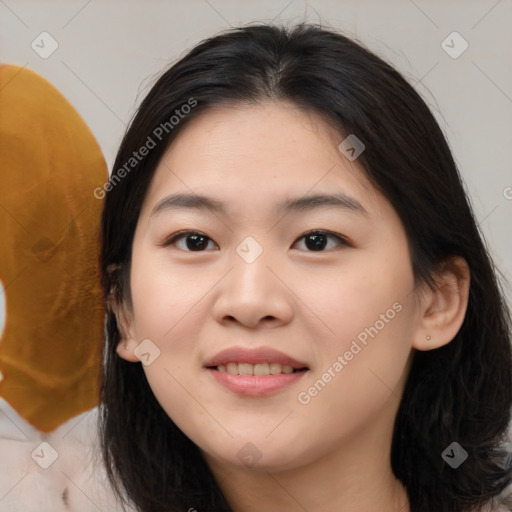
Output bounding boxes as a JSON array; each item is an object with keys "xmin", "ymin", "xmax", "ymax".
[{"xmin": 99, "ymin": 23, "xmax": 512, "ymax": 512}]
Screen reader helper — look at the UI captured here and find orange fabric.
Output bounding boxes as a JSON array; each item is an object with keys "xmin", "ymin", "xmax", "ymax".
[{"xmin": 0, "ymin": 65, "xmax": 107, "ymax": 432}]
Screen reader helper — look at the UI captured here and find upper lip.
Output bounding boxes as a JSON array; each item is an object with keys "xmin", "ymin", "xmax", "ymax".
[{"xmin": 204, "ymin": 346, "xmax": 309, "ymax": 370}]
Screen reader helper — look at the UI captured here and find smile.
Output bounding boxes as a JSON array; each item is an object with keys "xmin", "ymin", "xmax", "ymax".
[
  {"xmin": 204, "ymin": 346, "xmax": 309, "ymax": 396},
  {"xmin": 215, "ymin": 362, "xmax": 305, "ymax": 375}
]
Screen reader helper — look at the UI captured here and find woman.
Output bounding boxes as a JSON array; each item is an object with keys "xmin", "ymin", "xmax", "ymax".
[{"xmin": 99, "ymin": 23, "xmax": 512, "ymax": 511}]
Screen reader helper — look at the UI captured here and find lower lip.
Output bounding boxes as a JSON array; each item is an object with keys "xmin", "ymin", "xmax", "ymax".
[{"xmin": 206, "ymin": 368, "xmax": 308, "ymax": 396}]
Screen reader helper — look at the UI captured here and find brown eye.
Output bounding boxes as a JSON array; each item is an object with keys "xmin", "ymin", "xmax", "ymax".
[
  {"xmin": 293, "ymin": 230, "xmax": 349, "ymax": 252},
  {"xmin": 163, "ymin": 231, "xmax": 218, "ymax": 251}
]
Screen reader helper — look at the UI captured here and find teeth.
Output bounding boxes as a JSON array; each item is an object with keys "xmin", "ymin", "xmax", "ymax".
[
  {"xmin": 269, "ymin": 362, "xmax": 281, "ymax": 375},
  {"xmin": 216, "ymin": 362, "xmax": 300, "ymax": 375},
  {"xmin": 254, "ymin": 363, "xmax": 269, "ymax": 376},
  {"xmin": 238, "ymin": 363, "xmax": 253, "ymax": 376},
  {"xmin": 226, "ymin": 362, "xmax": 238, "ymax": 375}
]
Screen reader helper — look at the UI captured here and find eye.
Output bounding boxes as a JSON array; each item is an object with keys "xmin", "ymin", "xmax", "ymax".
[
  {"xmin": 161, "ymin": 231, "xmax": 218, "ymax": 252},
  {"xmin": 293, "ymin": 230, "xmax": 350, "ymax": 252}
]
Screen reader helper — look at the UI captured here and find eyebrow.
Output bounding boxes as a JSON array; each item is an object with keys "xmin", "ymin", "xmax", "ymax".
[{"xmin": 150, "ymin": 191, "xmax": 368, "ymax": 218}]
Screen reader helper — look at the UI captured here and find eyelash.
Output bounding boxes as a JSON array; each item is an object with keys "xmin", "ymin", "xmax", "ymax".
[{"xmin": 160, "ymin": 229, "xmax": 350, "ymax": 252}]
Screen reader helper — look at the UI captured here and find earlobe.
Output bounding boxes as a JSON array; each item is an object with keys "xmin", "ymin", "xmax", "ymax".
[
  {"xmin": 116, "ymin": 338, "xmax": 140, "ymax": 362},
  {"xmin": 413, "ymin": 256, "xmax": 471, "ymax": 351},
  {"xmin": 110, "ymin": 299, "xmax": 140, "ymax": 362}
]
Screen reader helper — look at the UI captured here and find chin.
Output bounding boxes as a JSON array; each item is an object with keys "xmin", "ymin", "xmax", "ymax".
[{"xmin": 199, "ymin": 434, "xmax": 309, "ymax": 474}]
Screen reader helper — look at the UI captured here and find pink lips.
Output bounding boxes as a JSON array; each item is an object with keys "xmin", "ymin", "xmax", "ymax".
[{"xmin": 204, "ymin": 346, "xmax": 309, "ymax": 397}]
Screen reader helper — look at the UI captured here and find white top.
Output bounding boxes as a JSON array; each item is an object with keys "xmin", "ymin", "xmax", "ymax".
[{"xmin": 0, "ymin": 397, "xmax": 132, "ymax": 511}]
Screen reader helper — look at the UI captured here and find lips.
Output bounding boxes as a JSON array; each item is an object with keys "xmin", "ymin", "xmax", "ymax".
[
  {"xmin": 204, "ymin": 346, "xmax": 309, "ymax": 396},
  {"xmin": 204, "ymin": 346, "xmax": 309, "ymax": 372}
]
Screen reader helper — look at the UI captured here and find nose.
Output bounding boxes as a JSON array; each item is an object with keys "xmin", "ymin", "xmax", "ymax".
[{"xmin": 211, "ymin": 243, "xmax": 294, "ymax": 329}]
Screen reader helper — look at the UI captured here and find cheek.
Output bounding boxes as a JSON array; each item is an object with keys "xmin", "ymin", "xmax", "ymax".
[
  {"xmin": 128, "ymin": 246, "xmax": 214, "ymax": 424},
  {"xmin": 129, "ymin": 242, "xmax": 208, "ymax": 340},
  {"xmin": 296, "ymin": 250, "xmax": 416, "ymax": 421},
  {"xmin": 293, "ymin": 295, "xmax": 415, "ymax": 458},
  {"xmin": 308, "ymin": 254, "xmax": 413, "ymax": 355}
]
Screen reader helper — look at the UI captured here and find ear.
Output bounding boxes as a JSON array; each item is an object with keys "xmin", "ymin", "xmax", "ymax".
[
  {"xmin": 111, "ymin": 299, "xmax": 140, "ymax": 363},
  {"xmin": 413, "ymin": 256, "xmax": 470, "ymax": 351}
]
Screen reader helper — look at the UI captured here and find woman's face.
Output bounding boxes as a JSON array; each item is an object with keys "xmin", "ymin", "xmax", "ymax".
[{"xmin": 119, "ymin": 101, "xmax": 422, "ymax": 473}]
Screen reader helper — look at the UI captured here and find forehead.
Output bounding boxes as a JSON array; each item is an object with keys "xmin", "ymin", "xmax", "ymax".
[{"xmin": 140, "ymin": 101, "xmax": 381, "ymax": 219}]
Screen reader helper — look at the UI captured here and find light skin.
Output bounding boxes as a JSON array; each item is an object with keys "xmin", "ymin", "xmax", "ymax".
[{"xmin": 115, "ymin": 101, "xmax": 470, "ymax": 511}]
